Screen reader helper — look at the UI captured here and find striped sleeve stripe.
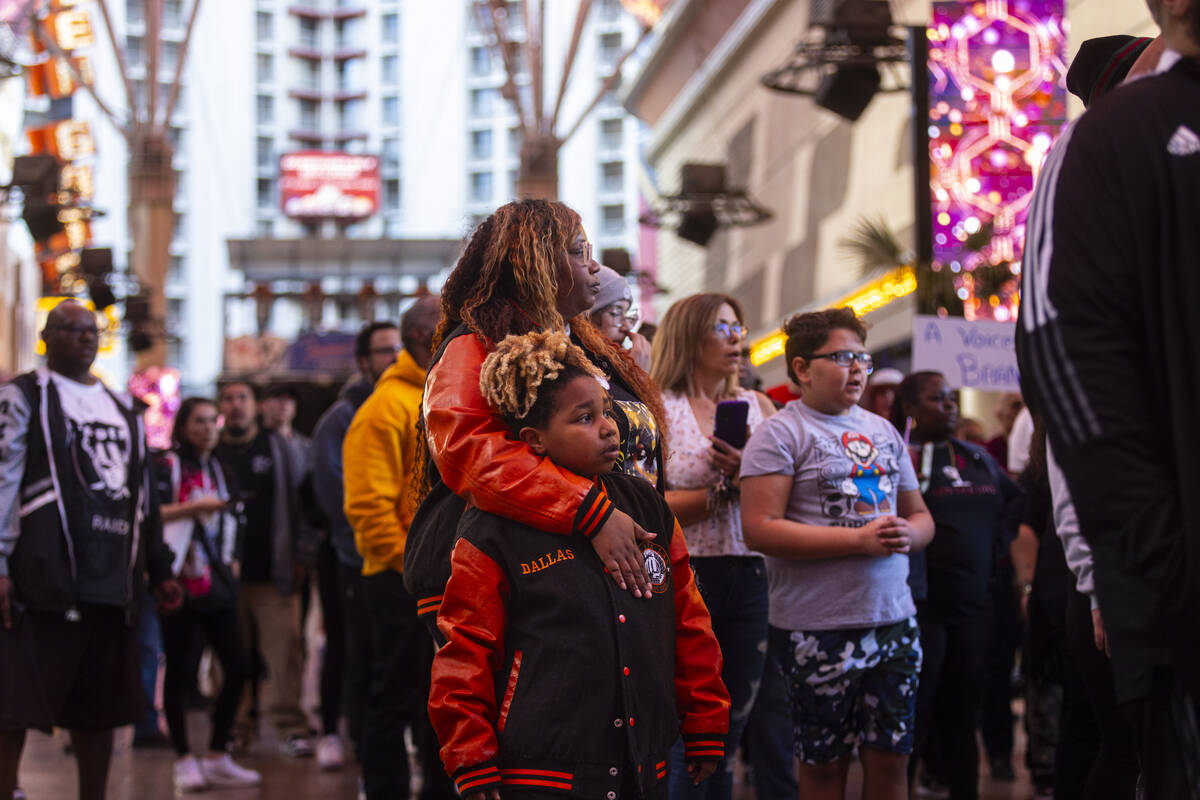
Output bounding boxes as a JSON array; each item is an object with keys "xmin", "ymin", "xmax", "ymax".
[
  {"xmin": 500, "ymin": 771, "xmax": 575, "ymax": 791},
  {"xmin": 454, "ymin": 765, "xmax": 501, "ymax": 794},
  {"xmin": 1021, "ymin": 124, "xmax": 1075, "ymax": 332},
  {"xmin": 500, "ymin": 769, "xmax": 574, "ymax": 780},
  {"xmin": 503, "ymin": 778, "xmax": 574, "ymax": 790},
  {"xmin": 573, "ymin": 483, "xmax": 613, "ymax": 538},
  {"xmin": 416, "ymin": 595, "xmax": 443, "ymax": 617},
  {"xmin": 684, "ymin": 735, "xmax": 726, "ymax": 760}
]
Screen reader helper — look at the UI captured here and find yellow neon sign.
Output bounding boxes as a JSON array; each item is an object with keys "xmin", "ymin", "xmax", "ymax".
[
  {"xmin": 34, "ymin": 296, "xmax": 121, "ymax": 356},
  {"xmin": 748, "ymin": 266, "xmax": 918, "ymax": 367}
]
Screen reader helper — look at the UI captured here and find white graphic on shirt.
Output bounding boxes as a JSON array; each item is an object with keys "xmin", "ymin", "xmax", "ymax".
[
  {"xmin": 1167, "ymin": 125, "xmax": 1200, "ymax": 156},
  {"xmin": 73, "ymin": 420, "xmax": 131, "ymax": 501}
]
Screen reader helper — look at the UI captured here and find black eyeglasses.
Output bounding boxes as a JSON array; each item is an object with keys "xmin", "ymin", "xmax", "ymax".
[
  {"xmin": 714, "ymin": 322, "xmax": 745, "ymax": 339},
  {"xmin": 47, "ymin": 323, "xmax": 100, "ymax": 337},
  {"xmin": 807, "ymin": 350, "xmax": 874, "ymax": 373}
]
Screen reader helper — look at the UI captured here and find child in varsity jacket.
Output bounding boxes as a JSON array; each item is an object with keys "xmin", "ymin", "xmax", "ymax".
[{"xmin": 428, "ymin": 331, "xmax": 730, "ymax": 800}]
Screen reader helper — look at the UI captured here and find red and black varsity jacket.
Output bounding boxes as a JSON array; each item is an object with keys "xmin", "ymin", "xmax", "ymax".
[{"xmin": 428, "ymin": 472, "xmax": 729, "ymax": 799}]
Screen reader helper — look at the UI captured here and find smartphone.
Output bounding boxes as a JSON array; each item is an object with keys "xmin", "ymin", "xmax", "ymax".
[{"xmin": 713, "ymin": 400, "xmax": 750, "ymax": 449}]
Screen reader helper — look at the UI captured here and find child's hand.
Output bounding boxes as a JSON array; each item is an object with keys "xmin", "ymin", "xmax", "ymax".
[
  {"xmin": 465, "ymin": 789, "xmax": 501, "ymax": 800},
  {"xmin": 858, "ymin": 516, "xmax": 908, "ymax": 556},
  {"xmin": 687, "ymin": 759, "xmax": 719, "ymax": 784}
]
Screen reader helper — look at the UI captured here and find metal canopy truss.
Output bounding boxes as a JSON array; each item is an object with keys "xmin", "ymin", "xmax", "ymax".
[{"xmin": 761, "ymin": 30, "xmax": 911, "ymax": 96}]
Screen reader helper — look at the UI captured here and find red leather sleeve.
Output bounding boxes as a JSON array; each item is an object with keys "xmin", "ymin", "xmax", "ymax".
[
  {"xmin": 429, "ymin": 537, "xmax": 510, "ymax": 791},
  {"xmin": 669, "ymin": 521, "xmax": 731, "ymax": 760},
  {"xmin": 423, "ymin": 334, "xmax": 614, "ymax": 536}
]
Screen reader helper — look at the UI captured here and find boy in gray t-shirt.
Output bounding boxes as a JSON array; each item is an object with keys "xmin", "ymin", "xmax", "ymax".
[{"xmin": 740, "ymin": 308, "xmax": 933, "ymax": 792}]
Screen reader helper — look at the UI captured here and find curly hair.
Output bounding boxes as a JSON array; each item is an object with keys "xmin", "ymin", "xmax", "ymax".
[
  {"xmin": 782, "ymin": 307, "xmax": 869, "ymax": 384},
  {"xmin": 432, "ymin": 199, "xmax": 579, "ymax": 350},
  {"xmin": 415, "ymin": 200, "xmax": 667, "ymax": 498},
  {"xmin": 480, "ymin": 331, "xmax": 606, "ymax": 432}
]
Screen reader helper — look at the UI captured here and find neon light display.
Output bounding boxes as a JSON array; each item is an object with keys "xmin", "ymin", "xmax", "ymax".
[{"xmin": 928, "ymin": 0, "xmax": 1068, "ymax": 321}]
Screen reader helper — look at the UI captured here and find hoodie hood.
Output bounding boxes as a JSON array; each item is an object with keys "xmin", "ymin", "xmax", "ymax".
[{"xmin": 378, "ymin": 349, "xmax": 427, "ymax": 391}]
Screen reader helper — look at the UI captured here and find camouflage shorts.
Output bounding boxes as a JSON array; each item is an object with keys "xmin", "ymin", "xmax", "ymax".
[{"xmin": 771, "ymin": 617, "xmax": 922, "ymax": 764}]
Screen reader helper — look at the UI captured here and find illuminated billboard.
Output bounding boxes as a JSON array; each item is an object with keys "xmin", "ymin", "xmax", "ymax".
[
  {"xmin": 279, "ymin": 151, "xmax": 381, "ymax": 221},
  {"xmin": 927, "ymin": 0, "xmax": 1068, "ymax": 321}
]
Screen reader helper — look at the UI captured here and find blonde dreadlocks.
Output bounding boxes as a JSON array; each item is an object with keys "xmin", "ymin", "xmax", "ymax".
[{"xmin": 480, "ymin": 331, "xmax": 606, "ymax": 431}]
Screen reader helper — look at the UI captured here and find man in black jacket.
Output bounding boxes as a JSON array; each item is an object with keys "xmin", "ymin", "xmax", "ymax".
[
  {"xmin": 308, "ymin": 319, "xmax": 400, "ymax": 769},
  {"xmin": 1016, "ymin": 0, "xmax": 1200, "ymax": 796},
  {"xmin": 0, "ymin": 300, "xmax": 182, "ymax": 800}
]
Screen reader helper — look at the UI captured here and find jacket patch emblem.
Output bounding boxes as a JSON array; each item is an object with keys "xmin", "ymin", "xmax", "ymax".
[
  {"xmin": 520, "ymin": 548, "xmax": 575, "ymax": 575},
  {"xmin": 1168, "ymin": 125, "xmax": 1200, "ymax": 156},
  {"xmin": 642, "ymin": 543, "xmax": 669, "ymax": 593}
]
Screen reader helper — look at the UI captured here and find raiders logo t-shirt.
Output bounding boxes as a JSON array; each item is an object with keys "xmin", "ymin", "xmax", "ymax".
[{"xmin": 51, "ymin": 372, "xmax": 134, "ymax": 606}]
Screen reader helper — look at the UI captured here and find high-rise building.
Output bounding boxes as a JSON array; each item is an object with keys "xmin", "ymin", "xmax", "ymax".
[{"xmin": 77, "ymin": 0, "xmax": 651, "ymax": 392}]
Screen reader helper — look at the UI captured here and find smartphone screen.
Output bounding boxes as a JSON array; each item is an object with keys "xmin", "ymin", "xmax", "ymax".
[{"xmin": 713, "ymin": 400, "xmax": 750, "ymax": 449}]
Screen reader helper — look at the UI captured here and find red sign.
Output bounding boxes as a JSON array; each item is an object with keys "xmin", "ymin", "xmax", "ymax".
[{"xmin": 279, "ymin": 151, "xmax": 380, "ymax": 220}]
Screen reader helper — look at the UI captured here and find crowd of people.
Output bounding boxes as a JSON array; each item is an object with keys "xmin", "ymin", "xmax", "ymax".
[{"xmin": 1, "ymin": 3, "xmax": 1198, "ymax": 798}]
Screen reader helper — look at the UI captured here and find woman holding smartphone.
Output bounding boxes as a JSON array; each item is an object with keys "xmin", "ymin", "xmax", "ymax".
[{"xmin": 650, "ymin": 293, "xmax": 776, "ymax": 800}]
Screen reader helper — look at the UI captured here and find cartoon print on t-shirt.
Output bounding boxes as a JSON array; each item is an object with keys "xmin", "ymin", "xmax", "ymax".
[
  {"xmin": 839, "ymin": 432, "xmax": 893, "ymax": 514},
  {"xmin": 612, "ymin": 399, "xmax": 659, "ymax": 485}
]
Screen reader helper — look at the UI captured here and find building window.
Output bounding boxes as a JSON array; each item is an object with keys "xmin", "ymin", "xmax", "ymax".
[
  {"xmin": 469, "ymin": 88, "xmax": 494, "ymax": 118},
  {"xmin": 384, "ymin": 178, "xmax": 400, "ymax": 210},
  {"xmin": 256, "ymin": 94, "xmax": 273, "ymax": 124},
  {"xmin": 127, "ymin": 0, "xmax": 145, "ymax": 25},
  {"xmin": 256, "ymin": 53, "xmax": 273, "ymax": 84},
  {"xmin": 256, "ymin": 137, "xmax": 273, "ymax": 169},
  {"xmin": 299, "ymin": 99, "xmax": 320, "ymax": 129},
  {"xmin": 508, "ymin": 168, "xmax": 518, "ymax": 198},
  {"xmin": 600, "ymin": 161, "xmax": 623, "ymax": 192},
  {"xmin": 470, "ymin": 46, "xmax": 491, "ymax": 76},
  {"xmin": 381, "ymin": 13, "xmax": 399, "ymax": 42},
  {"xmin": 336, "ymin": 17, "xmax": 362, "ymax": 49},
  {"xmin": 301, "ymin": 58, "xmax": 320, "ymax": 91},
  {"xmin": 299, "ymin": 16, "xmax": 319, "ymax": 49},
  {"xmin": 126, "ymin": 35, "xmax": 144, "ymax": 67},
  {"xmin": 601, "ymin": 204, "xmax": 624, "ymax": 234},
  {"xmin": 168, "ymin": 125, "xmax": 185, "ymax": 150},
  {"xmin": 600, "ymin": 117, "xmax": 622, "ymax": 150},
  {"xmin": 381, "ymin": 95, "xmax": 399, "ymax": 125},
  {"xmin": 164, "ymin": 0, "xmax": 184, "ymax": 28},
  {"xmin": 598, "ymin": 32, "xmax": 622, "ymax": 65},
  {"xmin": 509, "ymin": 126, "xmax": 521, "ymax": 155},
  {"xmin": 598, "ymin": 0, "xmax": 621, "ymax": 19},
  {"xmin": 168, "ymin": 254, "xmax": 184, "ymax": 280},
  {"xmin": 162, "ymin": 40, "xmax": 179, "ymax": 72},
  {"xmin": 257, "ymin": 178, "xmax": 274, "ymax": 208},
  {"xmin": 256, "ymin": 11, "xmax": 272, "ymax": 42},
  {"xmin": 469, "ymin": 129, "xmax": 492, "ymax": 160},
  {"xmin": 469, "ymin": 171, "xmax": 493, "ymax": 203},
  {"xmin": 172, "ymin": 213, "xmax": 185, "ymax": 241},
  {"xmin": 257, "ymin": 218, "xmax": 274, "ymax": 238},
  {"xmin": 381, "ymin": 55, "xmax": 398, "ymax": 84},
  {"xmin": 338, "ymin": 98, "xmax": 363, "ymax": 130},
  {"xmin": 382, "ymin": 137, "xmax": 400, "ymax": 171}
]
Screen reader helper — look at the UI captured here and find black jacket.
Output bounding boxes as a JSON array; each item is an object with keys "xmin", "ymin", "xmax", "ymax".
[
  {"xmin": 428, "ymin": 473, "xmax": 728, "ymax": 799},
  {"xmin": 0, "ymin": 369, "xmax": 173, "ymax": 623},
  {"xmin": 1016, "ymin": 56, "xmax": 1200, "ymax": 703}
]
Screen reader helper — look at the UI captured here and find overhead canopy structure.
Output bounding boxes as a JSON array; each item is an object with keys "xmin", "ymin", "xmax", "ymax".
[{"xmin": 225, "ymin": 237, "xmax": 463, "ymax": 282}]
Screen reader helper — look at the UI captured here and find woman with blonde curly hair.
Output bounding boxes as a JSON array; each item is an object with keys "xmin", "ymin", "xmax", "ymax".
[
  {"xmin": 404, "ymin": 199, "xmax": 667, "ymax": 637},
  {"xmin": 650, "ymin": 293, "xmax": 776, "ymax": 800}
]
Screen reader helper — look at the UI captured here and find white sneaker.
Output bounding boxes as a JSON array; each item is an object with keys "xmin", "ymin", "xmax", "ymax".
[
  {"xmin": 200, "ymin": 753, "xmax": 262, "ymax": 788},
  {"xmin": 316, "ymin": 733, "xmax": 345, "ymax": 771},
  {"xmin": 281, "ymin": 733, "xmax": 314, "ymax": 758},
  {"xmin": 174, "ymin": 755, "xmax": 208, "ymax": 793}
]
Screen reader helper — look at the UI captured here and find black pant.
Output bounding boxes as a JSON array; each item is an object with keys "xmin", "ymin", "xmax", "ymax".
[
  {"xmin": 361, "ymin": 571, "xmax": 455, "ymax": 800},
  {"xmin": 1125, "ymin": 668, "xmax": 1200, "ymax": 800},
  {"xmin": 161, "ymin": 606, "xmax": 246, "ymax": 756},
  {"xmin": 979, "ymin": 566, "xmax": 1020, "ymax": 764},
  {"xmin": 339, "ymin": 562, "xmax": 371, "ymax": 756},
  {"xmin": 1056, "ymin": 588, "xmax": 1140, "ymax": 800},
  {"xmin": 911, "ymin": 607, "xmax": 990, "ymax": 800},
  {"xmin": 317, "ymin": 540, "xmax": 345, "ymax": 736}
]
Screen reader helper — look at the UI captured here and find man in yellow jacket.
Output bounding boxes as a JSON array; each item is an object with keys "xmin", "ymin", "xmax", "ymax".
[{"xmin": 343, "ymin": 294, "xmax": 452, "ymax": 800}]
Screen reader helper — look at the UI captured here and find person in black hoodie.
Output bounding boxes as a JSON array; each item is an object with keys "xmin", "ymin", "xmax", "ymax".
[
  {"xmin": 1015, "ymin": 0, "xmax": 1200, "ymax": 795},
  {"xmin": 894, "ymin": 371, "xmax": 1023, "ymax": 800},
  {"xmin": 157, "ymin": 397, "xmax": 259, "ymax": 792},
  {"xmin": 308, "ymin": 319, "xmax": 401, "ymax": 770}
]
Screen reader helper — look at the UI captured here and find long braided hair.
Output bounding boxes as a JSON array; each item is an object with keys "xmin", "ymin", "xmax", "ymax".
[{"xmin": 417, "ymin": 199, "xmax": 665, "ymax": 497}]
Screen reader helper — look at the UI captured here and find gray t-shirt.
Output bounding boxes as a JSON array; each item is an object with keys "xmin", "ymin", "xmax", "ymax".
[{"xmin": 740, "ymin": 400, "xmax": 919, "ymax": 631}]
